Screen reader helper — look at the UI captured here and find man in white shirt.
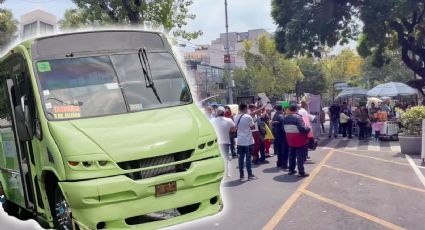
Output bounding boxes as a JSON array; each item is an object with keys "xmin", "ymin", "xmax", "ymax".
[
  {"xmin": 299, "ymin": 101, "xmax": 316, "ymax": 122},
  {"xmin": 211, "ymin": 107, "xmax": 235, "ymax": 178},
  {"xmin": 234, "ymin": 104, "xmax": 257, "ymax": 181}
]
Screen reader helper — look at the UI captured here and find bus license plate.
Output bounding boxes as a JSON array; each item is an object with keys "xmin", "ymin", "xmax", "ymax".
[{"xmin": 155, "ymin": 181, "xmax": 177, "ymax": 197}]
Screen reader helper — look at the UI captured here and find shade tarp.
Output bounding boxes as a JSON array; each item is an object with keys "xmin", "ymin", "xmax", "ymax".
[
  {"xmin": 336, "ymin": 87, "xmax": 368, "ymax": 99},
  {"xmin": 367, "ymin": 82, "xmax": 416, "ymax": 97}
]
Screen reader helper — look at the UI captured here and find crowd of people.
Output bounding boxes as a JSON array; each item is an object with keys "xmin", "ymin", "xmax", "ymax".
[
  {"xmin": 326, "ymin": 99, "xmax": 416, "ymax": 142},
  {"xmin": 208, "ymin": 101, "xmax": 315, "ymax": 181},
  {"xmin": 205, "ymin": 98, "xmax": 417, "ymax": 181}
]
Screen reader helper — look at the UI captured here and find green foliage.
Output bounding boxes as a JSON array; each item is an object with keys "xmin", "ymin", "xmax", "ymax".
[
  {"xmin": 0, "ymin": 8, "xmax": 17, "ymax": 50},
  {"xmin": 320, "ymin": 49, "xmax": 363, "ymax": 99},
  {"xmin": 60, "ymin": 0, "xmax": 202, "ymax": 40},
  {"xmin": 234, "ymin": 34, "xmax": 303, "ymax": 98},
  {"xmin": 60, "ymin": 8, "xmax": 111, "ymax": 28},
  {"xmin": 271, "ymin": 0, "xmax": 425, "ymax": 80},
  {"xmin": 271, "ymin": 0, "xmax": 360, "ymax": 57},
  {"xmin": 322, "ymin": 49, "xmax": 364, "ymax": 82},
  {"xmin": 400, "ymin": 106, "xmax": 425, "ymax": 135},
  {"xmin": 361, "ymin": 49, "xmax": 415, "ymax": 88},
  {"xmin": 297, "ymin": 58, "xmax": 327, "ymax": 95}
]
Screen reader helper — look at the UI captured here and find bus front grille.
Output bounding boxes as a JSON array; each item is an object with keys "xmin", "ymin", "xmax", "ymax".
[{"xmin": 118, "ymin": 150, "xmax": 193, "ymax": 180}]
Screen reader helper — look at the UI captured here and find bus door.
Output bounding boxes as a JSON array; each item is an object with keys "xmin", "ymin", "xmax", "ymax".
[{"xmin": 2, "ymin": 60, "xmax": 36, "ymax": 211}]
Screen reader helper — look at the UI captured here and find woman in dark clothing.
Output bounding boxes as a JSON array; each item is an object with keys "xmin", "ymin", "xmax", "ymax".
[{"xmin": 354, "ymin": 106, "xmax": 369, "ymax": 141}]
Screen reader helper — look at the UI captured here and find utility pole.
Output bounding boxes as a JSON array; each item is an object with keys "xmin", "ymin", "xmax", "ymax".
[
  {"xmin": 225, "ymin": 0, "xmax": 234, "ymax": 104},
  {"xmin": 205, "ymin": 67, "xmax": 209, "ymax": 97}
]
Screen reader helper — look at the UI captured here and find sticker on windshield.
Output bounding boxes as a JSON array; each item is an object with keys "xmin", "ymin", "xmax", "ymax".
[
  {"xmin": 52, "ymin": 105, "xmax": 81, "ymax": 119},
  {"xmin": 45, "ymin": 103, "xmax": 52, "ymax": 109},
  {"xmin": 53, "ymin": 105, "xmax": 80, "ymax": 113},
  {"xmin": 105, "ymin": 83, "xmax": 119, "ymax": 90},
  {"xmin": 37, "ymin": 62, "xmax": 51, "ymax": 72},
  {"xmin": 43, "ymin": 90, "xmax": 50, "ymax": 96},
  {"xmin": 130, "ymin": 104, "xmax": 143, "ymax": 111}
]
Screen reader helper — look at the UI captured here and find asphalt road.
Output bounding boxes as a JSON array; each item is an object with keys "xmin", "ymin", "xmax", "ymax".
[
  {"xmin": 169, "ymin": 138, "xmax": 425, "ymax": 230},
  {"xmin": 2, "ymin": 138, "xmax": 425, "ymax": 230}
]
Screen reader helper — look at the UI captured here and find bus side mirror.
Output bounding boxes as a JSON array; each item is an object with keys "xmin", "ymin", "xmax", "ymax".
[{"xmin": 14, "ymin": 105, "xmax": 33, "ymax": 141}]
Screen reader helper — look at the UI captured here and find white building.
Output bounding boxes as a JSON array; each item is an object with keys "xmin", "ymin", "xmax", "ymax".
[
  {"xmin": 208, "ymin": 29, "xmax": 269, "ymax": 69},
  {"xmin": 19, "ymin": 9, "xmax": 57, "ymax": 39}
]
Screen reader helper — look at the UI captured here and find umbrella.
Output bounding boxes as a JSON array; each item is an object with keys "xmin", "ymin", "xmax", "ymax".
[
  {"xmin": 336, "ymin": 87, "xmax": 368, "ymax": 99},
  {"xmin": 367, "ymin": 82, "xmax": 417, "ymax": 97}
]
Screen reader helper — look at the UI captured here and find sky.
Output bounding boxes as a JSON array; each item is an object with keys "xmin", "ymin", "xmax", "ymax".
[
  {"xmin": 1, "ymin": 0, "xmax": 277, "ymax": 46},
  {"xmin": 185, "ymin": 0, "xmax": 277, "ymax": 45}
]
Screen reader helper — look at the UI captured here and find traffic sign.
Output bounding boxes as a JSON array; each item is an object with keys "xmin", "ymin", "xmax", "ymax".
[{"xmin": 224, "ymin": 54, "xmax": 231, "ymax": 63}]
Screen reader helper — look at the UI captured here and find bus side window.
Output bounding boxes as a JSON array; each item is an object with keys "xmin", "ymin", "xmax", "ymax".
[
  {"xmin": 0, "ymin": 66, "xmax": 12, "ymax": 128},
  {"xmin": 16, "ymin": 63, "xmax": 40, "ymax": 140}
]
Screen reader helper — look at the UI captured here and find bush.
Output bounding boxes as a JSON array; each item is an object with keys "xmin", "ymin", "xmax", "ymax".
[{"xmin": 399, "ymin": 106, "xmax": 425, "ymax": 135}]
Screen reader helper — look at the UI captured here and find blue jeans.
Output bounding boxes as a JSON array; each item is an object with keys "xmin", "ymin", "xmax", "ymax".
[
  {"xmin": 329, "ymin": 119, "xmax": 339, "ymax": 137},
  {"xmin": 237, "ymin": 145, "xmax": 254, "ymax": 177}
]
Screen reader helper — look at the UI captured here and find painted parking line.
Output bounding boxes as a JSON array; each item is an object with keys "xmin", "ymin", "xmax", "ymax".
[
  {"xmin": 262, "ymin": 150, "xmax": 335, "ymax": 230},
  {"xmin": 323, "ymin": 165, "xmax": 425, "ymax": 193},
  {"xmin": 301, "ymin": 189, "xmax": 406, "ymax": 230},
  {"xmin": 405, "ymin": 155, "xmax": 425, "ymax": 188},
  {"xmin": 335, "ymin": 149, "xmax": 425, "ymax": 169},
  {"xmin": 334, "ymin": 150, "xmax": 410, "ymax": 167}
]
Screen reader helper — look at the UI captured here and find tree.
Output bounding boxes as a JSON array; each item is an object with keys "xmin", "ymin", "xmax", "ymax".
[
  {"xmin": 321, "ymin": 49, "xmax": 364, "ymax": 83},
  {"xmin": 297, "ymin": 57, "xmax": 327, "ymax": 95},
  {"xmin": 60, "ymin": 0, "xmax": 202, "ymax": 40},
  {"xmin": 271, "ymin": 0, "xmax": 425, "ymax": 95},
  {"xmin": 361, "ymin": 49, "xmax": 415, "ymax": 88},
  {"xmin": 0, "ymin": 1, "xmax": 18, "ymax": 51},
  {"xmin": 234, "ymin": 34, "xmax": 303, "ymax": 98},
  {"xmin": 319, "ymin": 49, "xmax": 363, "ymax": 100}
]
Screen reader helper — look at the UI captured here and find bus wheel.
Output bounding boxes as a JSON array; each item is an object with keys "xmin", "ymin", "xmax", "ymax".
[{"xmin": 53, "ymin": 187, "xmax": 76, "ymax": 230}]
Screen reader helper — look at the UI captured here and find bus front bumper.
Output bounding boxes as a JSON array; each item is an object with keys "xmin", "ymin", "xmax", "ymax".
[{"xmin": 59, "ymin": 156, "xmax": 224, "ymax": 229}]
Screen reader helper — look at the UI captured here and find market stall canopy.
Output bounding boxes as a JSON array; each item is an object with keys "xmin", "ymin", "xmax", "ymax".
[
  {"xmin": 336, "ymin": 87, "xmax": 368, "ymax": 99},
  {"xmin": 367, "ymin": 82, "xmax": 416, "ymax": 97}
]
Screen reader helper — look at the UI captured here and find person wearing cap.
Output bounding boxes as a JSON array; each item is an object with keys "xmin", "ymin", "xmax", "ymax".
[
  {"xmin": 283, "ymin": 104, "xmax": 311, "ymax": 177},
  {"xmin": 211, "ymin": 106, "xmax": 236, "ymax": 178}
]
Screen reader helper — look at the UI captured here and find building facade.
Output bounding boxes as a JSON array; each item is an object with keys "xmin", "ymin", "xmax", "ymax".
[
  {"xmin": 19, "ymin": 9, "xmax": 57, "ymax": 39},
  {"xmin": 184, "ymin": 29, "xmax": 269, "ymax": 102}
]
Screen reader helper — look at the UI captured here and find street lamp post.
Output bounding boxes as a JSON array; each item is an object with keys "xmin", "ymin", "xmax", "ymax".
[{"xmin": 225, "ymin": 0, "xmax": 234, "ymax": 104}]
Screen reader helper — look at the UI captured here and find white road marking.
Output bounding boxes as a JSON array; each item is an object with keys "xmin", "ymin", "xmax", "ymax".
[
  {"xmin": 368, "ymin": 141, "xmax": 380, "ymax": 151},
  {"xmin": 405, "ymin": 154, "xmax": 425, "ymax": 188},
  {"xmin": 389, "ymin": 142, "xmax": 401, "ymax": 153},
  {"xmin": 345, "ymin": 139, "xmax": 359, "ymax": 150}
]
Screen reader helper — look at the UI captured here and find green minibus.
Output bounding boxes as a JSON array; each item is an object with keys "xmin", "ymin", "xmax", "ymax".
[{"xmin": 0, "ymin": 30, "xmax": 224, "ymax": 230}]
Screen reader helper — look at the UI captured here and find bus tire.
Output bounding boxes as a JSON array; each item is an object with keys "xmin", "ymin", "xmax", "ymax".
[{"xmin": 53, "ymin": 186, "xmax": 77, "ymax": 230}]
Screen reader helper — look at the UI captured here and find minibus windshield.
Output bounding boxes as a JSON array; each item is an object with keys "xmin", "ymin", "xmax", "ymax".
[{"xmin": 36, "ymin": 52, "xmax": 192, "ymax": 120}]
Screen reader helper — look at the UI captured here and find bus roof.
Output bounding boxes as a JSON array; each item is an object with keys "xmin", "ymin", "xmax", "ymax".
[{"xmin": 1, "ymin": 30, "xmax": 171, "ymax": 61}]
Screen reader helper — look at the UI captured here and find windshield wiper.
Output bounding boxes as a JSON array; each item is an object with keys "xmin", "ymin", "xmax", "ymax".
[{"xmin": 138, "ymin": 47, "xmax": 162, "ymax": 104}]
